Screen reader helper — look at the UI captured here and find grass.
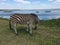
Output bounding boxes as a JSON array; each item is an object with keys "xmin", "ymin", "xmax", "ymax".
[{"xmin": 0, "ymin": 18, "xmax": 60, "ymax": 45}]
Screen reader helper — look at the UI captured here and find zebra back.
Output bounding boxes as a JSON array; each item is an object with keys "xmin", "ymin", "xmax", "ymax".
[{"xmin": 10, "ymin": 13, "xmax": 39, "ymax": 24}]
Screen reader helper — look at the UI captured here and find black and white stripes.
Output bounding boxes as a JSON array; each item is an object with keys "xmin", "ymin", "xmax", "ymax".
[{"xmin": 9, "ymin": 13, "xmax": 39, "ymax": 35}]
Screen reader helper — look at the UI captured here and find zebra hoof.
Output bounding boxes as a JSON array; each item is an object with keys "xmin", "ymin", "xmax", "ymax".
[
  {"xmin": 34, "ymin": 27, "xmax": 37, "ymax": 30},
  {"xmin": 30, "ymin": 34, "xmax": 33, "ymax": 36},
  {"xmin": 10, "ymin": 28, "xmax": 13, "ymax": 30},
  {"xmin": 16, "ymin": 33, "xmax": 18, "ymax": 35}
]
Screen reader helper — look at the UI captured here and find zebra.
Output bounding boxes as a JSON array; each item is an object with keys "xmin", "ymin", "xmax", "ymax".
[{"xmin": 9, "ymin": 13, "xmax": 39, "ymax": 35}]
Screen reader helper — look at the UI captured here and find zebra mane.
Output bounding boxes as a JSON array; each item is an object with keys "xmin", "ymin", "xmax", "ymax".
[
  {"xmin": 13, "ymin": 13, "xmax": 21, "ymax": 15},
  {"xmin": 31, "ymin": 13, "xmax": 37, "ymax": 17}
]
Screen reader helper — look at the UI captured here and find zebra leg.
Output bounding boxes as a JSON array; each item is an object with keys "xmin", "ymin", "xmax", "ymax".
[
  {"xmin": 13, "ymin": 22, "xmax": 18, "ymax": 35},
  {"xmin": 27, "ymin": 24, "xmax": 29, "ymax": 32},
  {"xmin": 29, "ymin": 23, "xmax": 32, "ymax": 35},
  {"xmin": 34, "ymin": 24, "xmax": 38, "ymax": 30}
]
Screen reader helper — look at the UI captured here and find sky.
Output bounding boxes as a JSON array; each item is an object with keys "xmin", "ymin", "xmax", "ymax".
[
  {"xmin": 0, "ymin": 0, "xmax": 60, "ymax": 20},
  {"xmin": 0, "ymin": 0, "xmax": 60, "ymax": 9}
]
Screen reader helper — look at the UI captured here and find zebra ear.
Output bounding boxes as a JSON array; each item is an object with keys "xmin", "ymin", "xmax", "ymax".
[
  {"xmin": 31, "ymin": 13, "xmax": 35, "ymax": 15},
  {"xmin": 31, "ymin": 13, "xmax": 37, "ymax": 17}
]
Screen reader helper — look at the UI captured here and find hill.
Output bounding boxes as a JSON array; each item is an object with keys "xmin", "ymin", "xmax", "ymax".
[
  {"xmin": 40, "ymin": 18, "xmax": 60, "ymax": 27},
  {"xmin": 0, "ymin": 18, "xmax": 60, "ymax": 45}
]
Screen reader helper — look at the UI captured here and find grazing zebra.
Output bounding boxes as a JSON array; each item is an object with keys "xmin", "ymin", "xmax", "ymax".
[{"xmin": 9, "ymin": 13, "xmax": 39, "ymax": 35}]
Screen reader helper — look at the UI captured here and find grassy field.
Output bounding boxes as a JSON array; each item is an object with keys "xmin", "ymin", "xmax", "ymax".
[{"xmin": 0, "ymin": 18, "xmax": 60, "ymax": 45}]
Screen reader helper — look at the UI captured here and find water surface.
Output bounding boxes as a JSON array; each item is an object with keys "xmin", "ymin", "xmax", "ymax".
[{"xmin": 0, "ymin": 9, "xmax": 60, "ymax": 20}]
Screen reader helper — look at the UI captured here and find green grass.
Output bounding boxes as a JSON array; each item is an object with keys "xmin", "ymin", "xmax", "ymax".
[{"xmin": 0, "ymin": 18, "xmax": 60, "ymax": 45}]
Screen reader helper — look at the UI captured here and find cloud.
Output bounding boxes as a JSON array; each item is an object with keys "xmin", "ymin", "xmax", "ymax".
[
  {"xmin": 0, "ymin": 0, "xmax": 60, "ymax": 9},
  {"xmin": 48, "ymin": 0, "xmax": 60, "ymax": 9},
  {"xmin": 48, "ymin": 0, "xmax": 60, "ymax": 3},
  {"xmin": 0, "ymin": 2, "xmax": 19, "ymax": 9},
  {"xmin": 14, "ymin": 0, "xmax": 31, "ymax": 4},
  {"xmin": 48, "ymin": 0, "xmax": 53, "ymax": 2},
  {"xmin": 0, "ymin": 0, "xmax": 6, "ymax": 2},
  {"xmin": 53, "ymin": 16, "xmax": 60, "ymax": 19},
  {"xmin": 55, "ymin": 0, "xmax": 60, "ymax": 3}
]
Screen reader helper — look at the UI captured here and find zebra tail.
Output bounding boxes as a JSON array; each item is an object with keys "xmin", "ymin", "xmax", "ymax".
[{"xmin": 9, "ymin": 20, "xmax": 12, "ymax": 30}]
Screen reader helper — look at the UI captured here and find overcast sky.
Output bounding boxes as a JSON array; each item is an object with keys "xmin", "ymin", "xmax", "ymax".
[{"xmin": 0, "ymin": 0, "xmax": 60, "ymax": 9}]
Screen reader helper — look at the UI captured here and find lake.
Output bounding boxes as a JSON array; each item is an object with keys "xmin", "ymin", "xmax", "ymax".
[{"xmin": 0, "ymin": 9, "xmax": 60, "ymax": 20}]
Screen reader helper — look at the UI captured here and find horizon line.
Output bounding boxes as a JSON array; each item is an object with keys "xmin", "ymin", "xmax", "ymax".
[{"xmin": 0, "ymin": 8, "xmax": 60, "ymax": 10}]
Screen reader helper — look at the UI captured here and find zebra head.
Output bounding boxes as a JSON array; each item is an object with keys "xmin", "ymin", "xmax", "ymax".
[{"xmin": 31, "ymin": 13, "xmax": 39, "ymax": 30}]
